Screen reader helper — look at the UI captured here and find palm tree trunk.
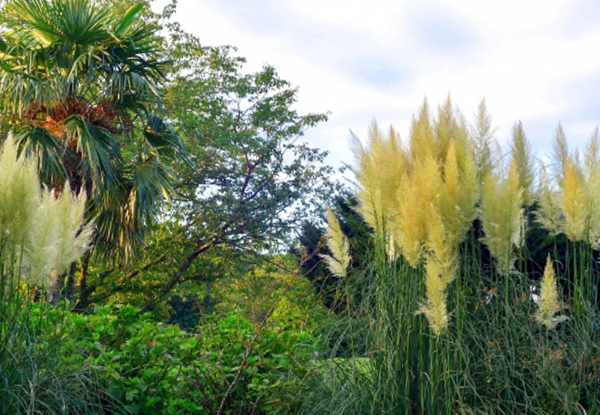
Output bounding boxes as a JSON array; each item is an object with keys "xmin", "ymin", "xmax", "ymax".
[
  {"xmin": 65, "ymin": 261, "xmax": 77, "ymax": 301},
  {"xmin": 74, "ymin": 251, "xmax": 91, "ymax": 311},
  {"xmin": 49, "ymin": 262, "xmax": 77, "ymax": 305},
  {"xmin": 49, "ymin": 270, "xmax": 63, "ymax": 305}
]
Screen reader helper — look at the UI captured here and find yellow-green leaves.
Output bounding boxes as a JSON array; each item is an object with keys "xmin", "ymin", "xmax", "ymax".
[
  {"xmin": 535, "ymin": 255, "xmax": 568, "ymax": 330},
  {"xmin": 0, "ymin": 136, "xmax": 93, "ymax": 287},
  {"xmin": 320, "ymin": 206, "xmax": 351, "ymax": 278}
]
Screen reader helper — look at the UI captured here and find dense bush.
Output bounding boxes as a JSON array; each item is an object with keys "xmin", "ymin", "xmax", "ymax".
[
  {"xmin": 0, "ymin": 291, "xmax": 114, "ymax": 414},
  {"xmin": 58, "ymin": 305, "xmax": 317, "ymax": 414}
]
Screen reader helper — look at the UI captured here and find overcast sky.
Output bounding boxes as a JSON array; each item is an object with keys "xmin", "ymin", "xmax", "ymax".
[{"xmin": 154, "ymin": 0, "xmax": 600, "ymax": 170}]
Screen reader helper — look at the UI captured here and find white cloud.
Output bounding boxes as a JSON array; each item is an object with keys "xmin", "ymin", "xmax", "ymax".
[{"xmin": 154, "ymin": 0, "xmax": 600, "ymax": 167}]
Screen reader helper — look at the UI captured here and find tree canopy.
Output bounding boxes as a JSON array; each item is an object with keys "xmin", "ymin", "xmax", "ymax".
[{"xmin": 20, "ymin": 0, "xmax": 340, "ymax": 310}]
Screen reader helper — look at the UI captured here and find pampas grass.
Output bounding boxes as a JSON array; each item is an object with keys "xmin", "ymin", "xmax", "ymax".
[
  {"xmin": 0, "ymin": 135, "xmax": 112, "ymax": 414},
  {"xmin": 511, "ymin": 121, "xmax": 535, "ymax": 206},
  {"xmin": 302, "ymin": 97, "xmax": 600, "ymax": 415},
  {"xmin": 535, "ymin": 255, "xmax": 568, "ymax": 329},
  {"xmin": 321, "ymin": 205, "xmax": 351, "ymax": 278},
  {"xmin": 0, "ymin": 136, "xmax": 92, "ymax": 289},
  {"xmin": 561, "ymin": 158, "xmax": 588, "ymax": 242},
  {"xmin": 480, "ymin": 160, "xmax": 524, "ymax": 275}
]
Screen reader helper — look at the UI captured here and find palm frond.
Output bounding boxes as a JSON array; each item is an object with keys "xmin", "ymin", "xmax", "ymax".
[
  {"xmin": 13, "ymin": 126, "xmax": 67, "ymax": 186},
  {"xmin": 63, "ymin": 114, "xmax": 122, "ymax": 194}
]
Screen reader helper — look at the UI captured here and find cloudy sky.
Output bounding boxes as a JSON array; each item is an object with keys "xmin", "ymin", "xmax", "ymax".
[{"xmin": 154, "ymin": 0, "xmax": 600, "ymax": 170}]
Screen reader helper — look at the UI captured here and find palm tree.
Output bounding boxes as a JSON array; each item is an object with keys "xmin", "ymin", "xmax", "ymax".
[{"xmin": 0, "ymin": 0, "xmax": 184, "ymax": 300}]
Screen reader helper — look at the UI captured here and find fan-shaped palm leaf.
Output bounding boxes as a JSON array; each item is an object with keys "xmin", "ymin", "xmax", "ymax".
[{"xmin": 0, "ymin": 0, "xmax": 182, "ymax": 261}]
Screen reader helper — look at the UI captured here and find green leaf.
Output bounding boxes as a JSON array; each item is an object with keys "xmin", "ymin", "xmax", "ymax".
[
  {"xmin": 124, "ymin": 404, "xmax": 140, "ymax": 414},
  {"xmin": 114, "ymin": 4, "xmax": 144, "ymax": 37}
]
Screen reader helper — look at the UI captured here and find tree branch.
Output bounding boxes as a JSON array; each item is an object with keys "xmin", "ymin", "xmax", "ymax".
[{"xmin": 215, "ymin": 246, "xmax": 320, "ymax": 415}]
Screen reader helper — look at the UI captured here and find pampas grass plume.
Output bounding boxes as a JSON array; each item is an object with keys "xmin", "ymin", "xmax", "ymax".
[
  {"xmin": 472, "ymin": 99, "xmax": 496, "ymax": 183},
  {"xmin": 583, "ymin": 128, "xmax": 600, "ymax": 246},
  {"xmin": 320, "ymin": 205, "xmax": 351, "ymax": 278},
  {"xmin": 561, "ymin": 158, "xmax": 587, "ymax": 242},
  {"xmin": 409, "ymin": 99, "xmax": 435, "ymax": 162},
  {"xmin": 0, "ymin": 136, "xmax": 93, "ymax": 288},
  {"xmin": 351, "ymin": 122, "xmax": 408, "ymax": 235},
  {"xmin": 535, "ymin": 255, "xmax": 568, "ymax": 330},
  {"xmin": 480, "ymin": 159, "xmax": 524, "ymax": 274},
  {"xmin": 536, "ymin": 163, "xmax": 563, "ymax": 236},
  {"xmin": 396, "ymin": 152, "xmax": 441, "ymax": 266},
  {"xmin": 552, "ymin": 123, "xmax": 569, "ymax": 187},
  {"xmin": 418, "ymin": 258, "xmax": 450, "ymax": 336},
  {"xmin": 511, "ymin": 121, "xmax": 535, "ymax": 206}
]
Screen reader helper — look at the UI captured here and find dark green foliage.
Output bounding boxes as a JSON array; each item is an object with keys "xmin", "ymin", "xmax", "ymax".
[
  {"xmin": 167, "ymin": 294, "xmax": 218, "ymax": 331},
  {"xmin": 295, "ymin": 194, "xmax": 372, "ymax": 312}
]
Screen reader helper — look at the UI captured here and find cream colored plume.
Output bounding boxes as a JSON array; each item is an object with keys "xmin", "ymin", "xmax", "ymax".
[
  {"xmin": 480, "ymin": 159, "xmax": 524, "ymax": 274},
  {"xmin": 535, "ymin": 255, "xmax": 568, "ymax": 330},
  {"xmin": 536, "ymin": 127, "xmax": 600, "ymax": 246},
  {"xmin": 552, "ymin": 123, "xmax": 570, "ymax": 187},
  {"xmin": 416, "ymin": 204, "xmax": 459, "ymax": 335},
  {"xmin": 320, "ymin": 205, "xmax": 351, "ymax": 278},
  {"xmin": 438, "ymin": 142, "xmax": 478, "ymax": 247},
  {"xmin": 52, "ymin": 182, "xmax": 95, "ymax": 274},
  {"xmin": 560, "ymin": 158, "xmax": 587, "ymax": 242},
  {"xmin": 417, "ymin": 258, "xmax": 450, "ymax": 336},
  {"xmin": 0, "ymin": 135, "xmax": 93, "ymax": 288},
  {"xmin": 409, "ymin": 99, "xmax": 436, "ymax": 163},
  {"xmin": 536, "ymin": 163, "xmax": 563, "ymax": 236},
  {"xmin": 511, "ymin": 121, "xmax": 535, "ymax": 206},
  {"xmin": 426, "ymin": 205, "xmax": 457, "ymax": 282},
  {"xmin": 351, "ymin": 121, "xmax": 408, "ymax": 236},
  {"xmin": 583, "ymin": 128, "xmax": 600, "ymax": 246},
  {"xmin": 396, "ymin": 151, "xmax": 441, "ymax": 266},
  {"xmin": 0, "ymin": 135, "xmax": 41, "ymax": 256},
  {"xmin": 471, "ymin": 99, "xmax": 497, "ymax": 183}
]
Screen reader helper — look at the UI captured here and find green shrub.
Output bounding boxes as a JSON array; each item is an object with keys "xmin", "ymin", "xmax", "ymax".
[
  {"xmin": 0, "ymin": 282, "xmax": 116, "ymax": 414},
  {"xmin": 61, "ymin": 305, "xmax": 317, "ymax": 414},
  {"xmin": 0, "ymin": 134, "xmax": 108, "ymax": 413}
]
